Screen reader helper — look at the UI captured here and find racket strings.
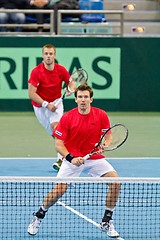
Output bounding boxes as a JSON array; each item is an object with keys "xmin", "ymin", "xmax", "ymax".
[
  {"xmin": 71, "ymin": 69, "xmax": 87, "ymax": 82},
  {"xmin": 77, "ymin": 71, "xmax": 88, "ymax": 83},
  {"xmin": 102, "ymin": 126, "xmax": 128, "ymax": 151},
  {"xmin": 82, "ymin": 124, "xmax": 128, "ymax": 160},
  {"xmin": 69, "ymin": 69, "xmax": 88, "ymax": 92}
]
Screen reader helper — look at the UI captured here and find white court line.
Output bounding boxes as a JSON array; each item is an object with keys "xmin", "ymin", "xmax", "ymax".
[
  {"xmin": 57, "ymin": 200, "xmax": 124, "ymax": 240},
  {"xmin": 0, "ymin": 157, "xmax": 160, "ymax": 160}
]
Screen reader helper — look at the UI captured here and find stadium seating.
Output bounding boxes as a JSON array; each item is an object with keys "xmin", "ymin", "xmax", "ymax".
[
  {"xmin": 104, "ymin": 0, "xmax": 160, "ymax": 36},
  {"xmin": 79, "ymin": 0, "xmax": 107, "ymax": 22}
]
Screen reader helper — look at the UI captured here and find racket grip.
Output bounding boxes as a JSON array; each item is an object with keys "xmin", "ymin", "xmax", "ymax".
[
  {"xmin": 54, "ymin": 98, "xmax": 61, "ymax": 107},
  {"xmin": 83, "ymin": 154, "xmax": 90, "ymax": 161}
]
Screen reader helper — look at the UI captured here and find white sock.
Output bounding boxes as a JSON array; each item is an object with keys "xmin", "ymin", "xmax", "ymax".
[
  {"xmin": 41, "ymin": 206, "xmax": 48, "ymax": 212},
  {"xmin": 106, "ymin": 207, "xmax": 114, "ymax": 212}
]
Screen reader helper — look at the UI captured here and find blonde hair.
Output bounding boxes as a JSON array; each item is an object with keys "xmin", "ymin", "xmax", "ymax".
[{"xmin": 42, "ymin": 44, "xmax": 56, "ymax": 54}]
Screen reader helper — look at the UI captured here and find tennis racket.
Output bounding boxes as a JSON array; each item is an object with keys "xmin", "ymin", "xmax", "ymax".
[
  {"xmin": 83, "ymin": 124, "xmax": 128, "ymax": 160},
  {"xmin": 55, "ymin": 68, "xmax": 88, "ymax": 107}
]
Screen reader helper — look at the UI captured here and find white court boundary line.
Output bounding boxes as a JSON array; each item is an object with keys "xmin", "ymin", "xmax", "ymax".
[
  {"xmin": 0, "ymin": 157, "xmax": 160, "ymax": 160},
  {"xmin": 57, "ymin": 200, "xmax": 124, "ymax": 240},
  {"xmin": 57, "ymin": 200, "xmax": 100, "ymax": 227}
]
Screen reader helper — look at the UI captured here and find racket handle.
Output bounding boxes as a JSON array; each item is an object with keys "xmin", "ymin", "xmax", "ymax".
[
  {"xmin": 54, "ymin": 98, "xmax": 62, "ymax": 107},
  {"xmin": 83, "ymin": 154, "xmax": 90, "ymax": 161}
]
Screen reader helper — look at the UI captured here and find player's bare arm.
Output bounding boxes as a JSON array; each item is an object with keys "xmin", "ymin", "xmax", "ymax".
[
  {"xmin": 28, "ymin": 83, "xmax": 44, "ymax": 106},
  {"xmin": 55, "ymin": 138, "xmax": 84, "ymax": 166},
  {"xmin": 28, "ymin": 83, "xmax": 57, "ymax": 112}
]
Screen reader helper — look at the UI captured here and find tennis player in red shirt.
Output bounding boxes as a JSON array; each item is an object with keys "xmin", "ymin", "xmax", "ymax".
[
  {"xmin": 28, "ymin": 43, "xmax": 73, "ymax": 171},
  {"xmin": 28, "ymin": 84, "xmax": 121, "ymax": 238}
]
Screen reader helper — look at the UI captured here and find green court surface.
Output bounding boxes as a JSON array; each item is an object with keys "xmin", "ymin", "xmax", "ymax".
[{"xmin": 0, "ymin": 111, "xmax": 160, "ymax": 158}]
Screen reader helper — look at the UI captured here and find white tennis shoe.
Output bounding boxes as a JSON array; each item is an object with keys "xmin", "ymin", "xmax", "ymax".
[
  {"xmin": 27, "ymin": 215, "xmax": 42, "ymax": 235},
  {"xmin": 100, "ymin": 220, "xmax": 119, "ymax": 238}
]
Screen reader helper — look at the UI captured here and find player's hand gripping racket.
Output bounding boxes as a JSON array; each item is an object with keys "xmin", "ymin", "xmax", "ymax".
[
  {"xmin": 83, "ymin": 124, "xmax": 128, "ymax": 161},
  {"xmin": 55, "ymin": 68, "xmax": 88, "ymax": 107}
]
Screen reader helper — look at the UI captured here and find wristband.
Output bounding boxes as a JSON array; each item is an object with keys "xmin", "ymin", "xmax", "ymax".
[
  {"xmin": 65, "ymin": 153, "xmax": 74, "ymax": 163},
  {"xmin": 42, "ymin": 101, "xmax": 49, "ymax": 108},
  {"xmin": 67, "ymin": 86, "xmax": 74, "ymax": 93}
]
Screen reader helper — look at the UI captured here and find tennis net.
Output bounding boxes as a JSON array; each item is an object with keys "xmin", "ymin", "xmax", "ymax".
[{"xmin": 0, "ymin": 177, "xmax": 159, "ymax": 240}]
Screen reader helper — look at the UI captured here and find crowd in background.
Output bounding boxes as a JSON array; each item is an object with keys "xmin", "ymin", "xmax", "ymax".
[{"xmin": 0, "ymin": 0, "xmax": 80, "ymax": 33}]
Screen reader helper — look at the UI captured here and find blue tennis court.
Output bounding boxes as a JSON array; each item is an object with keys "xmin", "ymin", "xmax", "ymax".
[
  {"xmin": 1, "ymin": 157, "xmax": 160, "ymax": 177},
  {"xmin": 0, "ymin": 158, "xmax": 159, "ymax": 240}
]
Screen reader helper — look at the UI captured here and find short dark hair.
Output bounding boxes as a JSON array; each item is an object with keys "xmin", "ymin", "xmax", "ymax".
[{"xmin": 74, "ymin": 85, "xmax": 93, "ymax": 98}]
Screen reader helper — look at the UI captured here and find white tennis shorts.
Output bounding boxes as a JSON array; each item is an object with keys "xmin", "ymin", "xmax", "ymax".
[
  {"xmin": 57, "ymin": 158, "xmax": 116, "ymax": 177},
  {"xmin": 33, "ymin": 98, "xmax": 63, "ymax": 135}
]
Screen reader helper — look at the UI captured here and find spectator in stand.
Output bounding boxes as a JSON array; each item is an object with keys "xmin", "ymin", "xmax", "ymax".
[
  {"xmin": 28, "ymin": 0, "xmax": 51, "ymax": 32},
  {"xmin": 28, "ymin": 0, "xmax": 80, "ymax": 33},
  {"xmin": 0, "ymin": 0, "xmax": 51, "ymax": 32},
  {"xmin": 0, "ymin": 0, "xmax": 28, "ymax": 32},
  {"xmin": 30, "ymin": 1, "xmax": 58, "ymax": 9}
]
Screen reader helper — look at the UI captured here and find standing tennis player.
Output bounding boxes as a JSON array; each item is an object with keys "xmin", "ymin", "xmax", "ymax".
[
  {"xmin": 28, "ymin": 43, "xmax": 73, "ymax": 171},
  {"xmin": 28, "ymin": 85, "xmax": 121, "ymax": 238}
]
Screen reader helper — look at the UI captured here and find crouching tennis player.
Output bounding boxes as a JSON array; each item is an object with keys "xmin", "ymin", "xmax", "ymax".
[{"xmin": 28, "ymin": 85, "xmax": 121, "ymax": 238}]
